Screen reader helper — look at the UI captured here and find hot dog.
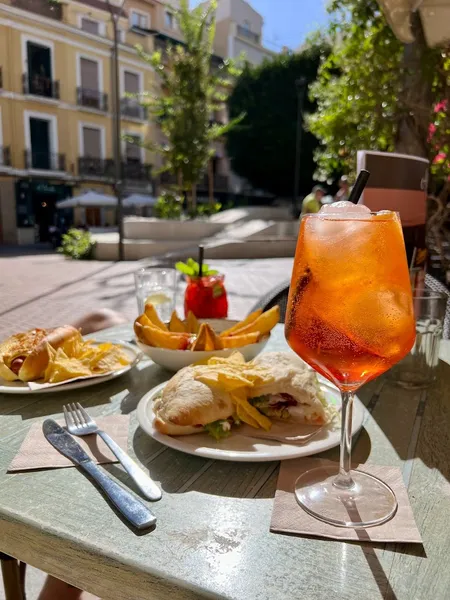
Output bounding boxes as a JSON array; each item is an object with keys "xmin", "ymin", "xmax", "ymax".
[{"xmin": 0, "ymin": 326, "xmax": 81, "ymax": 382}]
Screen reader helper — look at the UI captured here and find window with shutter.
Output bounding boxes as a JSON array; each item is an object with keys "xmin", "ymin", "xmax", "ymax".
[
  {"xmin": 126, "ymin": 136, "xmax": 141, "ymax": 163},
  {"xmin": 82, "ymin": 127, "xmax": 102, "ymax": 158},
  {"xmin": 124, "ymin": 71, "xmax": 139, "ymax": 94},
  {"xmin": 81, "ymin": 18, "xmax": 99, "ymax": 35},
  {"xmin": 80, "ymin": 57, "xmax": 99, "ymax": 91}
]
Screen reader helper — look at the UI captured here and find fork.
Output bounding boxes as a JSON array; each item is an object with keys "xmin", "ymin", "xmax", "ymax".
[{"xmin": 64, "ymin": 403, "xmax": 162, "ymax": 501}]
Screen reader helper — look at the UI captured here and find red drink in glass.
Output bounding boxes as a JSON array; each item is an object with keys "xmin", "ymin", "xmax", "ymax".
[{"xmin": 184, "ymin": 274, "xmax": 228, "ymax": 318}]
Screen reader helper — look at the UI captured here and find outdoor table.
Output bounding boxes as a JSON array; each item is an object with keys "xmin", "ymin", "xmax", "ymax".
[{"xmin": 0, "ymin": 323, "xmax": 449, "ymax": 600}]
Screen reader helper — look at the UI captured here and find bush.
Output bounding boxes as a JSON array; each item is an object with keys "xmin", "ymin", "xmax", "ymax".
[
  {"xmin": 57, "ymin": 228, "xmax": 95, "ymax": 260},
  {"xmin": 199, "ymin": 202, "xmax": 222, "ymax": 217},
  {"xmin": 154, "ymin": 191, "xmax": 183, "ymax": 219},
  {"xmin": 188, "ymin": 202, "xmax": 222, "ymax": 218}
]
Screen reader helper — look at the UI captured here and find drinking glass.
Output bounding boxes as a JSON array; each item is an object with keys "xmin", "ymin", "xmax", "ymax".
[
  {"xmin": 285, "ymin": 210, "xmax": 416, "ymax": 527},
  {"xmin": 390, "ymin": 289, "xmax": 446, "ymax": 389},
  {"xmin": 134, "ymin": 267, "xmax": 177, "ymax": 321}
]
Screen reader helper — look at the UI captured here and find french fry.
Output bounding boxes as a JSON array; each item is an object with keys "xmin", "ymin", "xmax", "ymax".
[
  {"xmin": 204, "ymin": 324, "xmax": 223, "ymax": 350},
  {"xmin": 144, "ymin": 303, "xmax": 168, "ymax": 331},
  {"xmin": 221, "ymin": 332, "xmax": 259, "ymax": 348},
  {"xmin": 138, "ymin": 322, "xmax": 191, "ymax": 350},
  {"xmin": 227, "ymin": 306, "xmax": 280, "ymax": 338},
  {"xmin": 190, "ymin": 323, "xmax": 208, "ymax": 351},
  {"xmin": 135, "ymin": 314, "xmax": 153, "ymax": 329},
  {"xmin": 185, "ymin": 311, "xmax": 200, "ymax": 334},
  {"xmin": 134, "ymin": 320, "xmax": 148, "ymax": 344},
  {"xmin": 169, "ymin": 310, "xmax": 186, "ymax": 333},
  {"xmin": 219, "ymin": 309, "xmax": 262, "ymax": 337}
]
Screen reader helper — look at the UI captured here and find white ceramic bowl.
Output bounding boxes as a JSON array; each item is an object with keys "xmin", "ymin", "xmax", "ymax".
[{"xmin": 136, "ymin": 319, "xmax": 270, "ymax": 371}]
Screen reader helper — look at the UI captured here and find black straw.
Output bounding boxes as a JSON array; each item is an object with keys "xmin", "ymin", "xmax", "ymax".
[
  {"xmin": 348, "ymin": 169, "xmax": 370, "ymax": 204},
  {"xmin": 198, "ymin": 245, "xmax": 204, "ymax": 278}
]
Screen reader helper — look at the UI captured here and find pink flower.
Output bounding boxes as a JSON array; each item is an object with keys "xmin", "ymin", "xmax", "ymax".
[
  {"xmin": 433, "ymin": 152, "xmax": 447, "ymax": 164},
  {"xmin": 434, "ymin": 99, "xmax": 448, "ymax": 113},
  {"xmin": 428, "ymin": 123, "xmax": 437, "ymax": 142}
]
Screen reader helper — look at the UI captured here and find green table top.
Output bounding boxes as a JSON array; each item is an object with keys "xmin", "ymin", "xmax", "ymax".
[{"xmin": 0, "ymin": 324, "xmax": 449, "ymax": 600}]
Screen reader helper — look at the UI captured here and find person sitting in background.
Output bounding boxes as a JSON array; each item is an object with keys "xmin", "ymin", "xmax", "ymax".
[
  {"xmin": 300, "ymin": 185, "xmax": 326, "ymax": 216},
  {"xmin": 334, "ymin": 176, "xmax": 350, "ymax": 203}
]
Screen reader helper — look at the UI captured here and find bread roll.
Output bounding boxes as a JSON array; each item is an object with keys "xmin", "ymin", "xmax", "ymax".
[{"xmin": 154, "ymin": 366, "xmax": 234, "ymax": 435}]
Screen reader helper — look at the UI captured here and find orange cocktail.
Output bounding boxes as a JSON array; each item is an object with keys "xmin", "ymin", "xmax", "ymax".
[
  {"xmin": 286, "ymin": 210, "xmax": 416, "ymax": 391},
  {"xmin": 285, "ymin": 204, "xmax": 416, "ymax": 529}
]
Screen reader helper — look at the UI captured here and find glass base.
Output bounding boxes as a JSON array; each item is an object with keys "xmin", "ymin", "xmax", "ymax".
[{"xmin": 294, "ymin": 467, "xmax": 397, "ymax": 528}]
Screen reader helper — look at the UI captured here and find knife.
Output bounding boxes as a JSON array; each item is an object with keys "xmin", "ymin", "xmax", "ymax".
[{"xmin": 43, "ymin": 419, "xmax": 156, "ymax": 530}]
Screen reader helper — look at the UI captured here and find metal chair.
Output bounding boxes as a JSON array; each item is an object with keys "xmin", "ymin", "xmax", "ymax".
[
  {"xmin": 425, "ymin": 273, "xmax": 450, "ymax": 339},
  {"xmin": 0, "ymin": 553, "xmax": 26, "ymax": 600}
]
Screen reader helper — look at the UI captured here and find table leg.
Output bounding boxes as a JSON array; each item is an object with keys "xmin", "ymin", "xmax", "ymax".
[{"xmin": 0, "ymin": 553, "xmax": 26, "ymax": 600}]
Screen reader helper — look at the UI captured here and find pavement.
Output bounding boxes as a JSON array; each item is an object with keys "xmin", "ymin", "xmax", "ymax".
[{"xmin": 0, "ymin": 250, "xmax": 293, "ymax": 600}]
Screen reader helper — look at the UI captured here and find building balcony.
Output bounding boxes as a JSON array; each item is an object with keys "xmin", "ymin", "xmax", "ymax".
[
  {"xmin": 24, "ymin": 150, "xmax": 66, "ymax": 172},
  {"xmin": 0, "ymin": 147, "xmax": 11, "ymax": 167},
  {"xmin": 78, "ymin": 157, "xmax": 152, "ymax": 182},
  {"xmin": 22, "ymin": 73, "xmax": 60, "ymax": 99},
  {"xmin": 77, "ymin": 87, "xmax": 108, "ymax": 112},
  {"xmin": 123, "ymin": 161, "xmax": 152, "ymax": 182},
  {"xmin": 121, "ymin": 99, "xmax": 147, "ymax": 121},
  {"xmin": 236, "ymin": 25, "xmax": 260, "ymax": 45},
  {"xmin": 78, "ymin": 157, "xmax": 114, "ymax": 179},
  {"xmin": 11, "ymin": 0, "xmax": 62, "ymax": 20}
]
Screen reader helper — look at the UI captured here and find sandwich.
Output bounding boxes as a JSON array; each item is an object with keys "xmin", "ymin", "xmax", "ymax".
[
  {"xmin": 0, "ymin": 326, "xmax": 81, "ymax": 382},
  {"xmin": 247, "ymin": 353, "xmax": 328, "ymax": 425},
  {"xmin": 153, "ymin": 351, "xmax": 330, "ymax": 440},
  {"xmin": 153, "ymin": 366, "xmax": 235, "ymax": 437}
]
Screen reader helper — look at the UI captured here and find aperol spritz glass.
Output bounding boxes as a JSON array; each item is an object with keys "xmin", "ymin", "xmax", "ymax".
[{"xmin": 285, "ymin": 202, "xmax": 416, "ymax": 527}]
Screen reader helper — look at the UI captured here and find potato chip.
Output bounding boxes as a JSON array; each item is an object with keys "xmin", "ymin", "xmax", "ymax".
[
  {"xmin": 60, "ymin": 330, "xmax": 84, "ymax": 358},
  {"xmin": 207, "ymin": 352, "xmax": 245, "ymax": 366},
  {"xmin": 169, "ymin": 311, "xmax": 186, "ymax": 333},
  {"xmin": 231, "ymin": 389, "xmax": 272, "ymax": 430},
  {"xmin": 44, "ymin": 348, "xmax": 92, "ymax": 383},
  {"xmin": 219, "ymin": 309, "xmax": 262, "ymax": 337},
  {"xmin": 236, "ymin": 402, "xmax": 260, "ymax": 428}
]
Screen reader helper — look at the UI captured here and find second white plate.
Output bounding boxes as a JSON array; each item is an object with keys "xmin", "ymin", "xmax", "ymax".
[
  {"xmin": 0, "ymin": 342, "xmax": 139, "ymax": 395},
  {"xmin": 137, "ymin": 381, "xmax": 366, "ymax": 462}
]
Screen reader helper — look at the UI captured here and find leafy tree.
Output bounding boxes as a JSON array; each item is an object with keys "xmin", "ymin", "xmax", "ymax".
[
  {"xmin": 139, "ymin": 0, "xmax": 241, "ymax": 210},
  {"xmin": 307, "ymin": 0, "xmax": 450, "ymax": 185},
  {"xmin": 226, "ymin": 45, "xmax": 329, "ymax": 197}
]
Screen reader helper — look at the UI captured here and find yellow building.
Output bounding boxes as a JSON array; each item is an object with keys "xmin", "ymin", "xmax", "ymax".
[{"xmin": 0, "ymin": 0, "xmax": 170, "ymax": 244}]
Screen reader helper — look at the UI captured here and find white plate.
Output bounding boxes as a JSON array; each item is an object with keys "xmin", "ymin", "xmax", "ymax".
[
  {"xmin": 137, "ymin": 381, "xmax": 366, "ymax": 462},
  {"xmin": 0, "ymin": 342, "xmax": 140, "ymax": 395},
  {"xmin": 136, "ymin": 318, "xmax": 270, "ymax": 372}
]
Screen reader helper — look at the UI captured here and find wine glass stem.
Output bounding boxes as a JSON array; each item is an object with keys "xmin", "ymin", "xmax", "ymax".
[{"xmin": 334, "ymin": 391, "xmax": 355, "ymax": 489}]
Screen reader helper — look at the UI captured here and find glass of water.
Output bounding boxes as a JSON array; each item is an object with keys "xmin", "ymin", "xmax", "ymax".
[
  {"xmin": 134, "ymin": 267, "xmax": 177, "ymax": 322},
  {"xmin": 390, "ymin": 289, "xmax": 447, "ymax": 389}
]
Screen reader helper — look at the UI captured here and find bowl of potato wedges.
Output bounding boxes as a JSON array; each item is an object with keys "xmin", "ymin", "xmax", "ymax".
[{"xmin": 134, "ymin": 303, "xmax": 280, "ymax": 371}]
